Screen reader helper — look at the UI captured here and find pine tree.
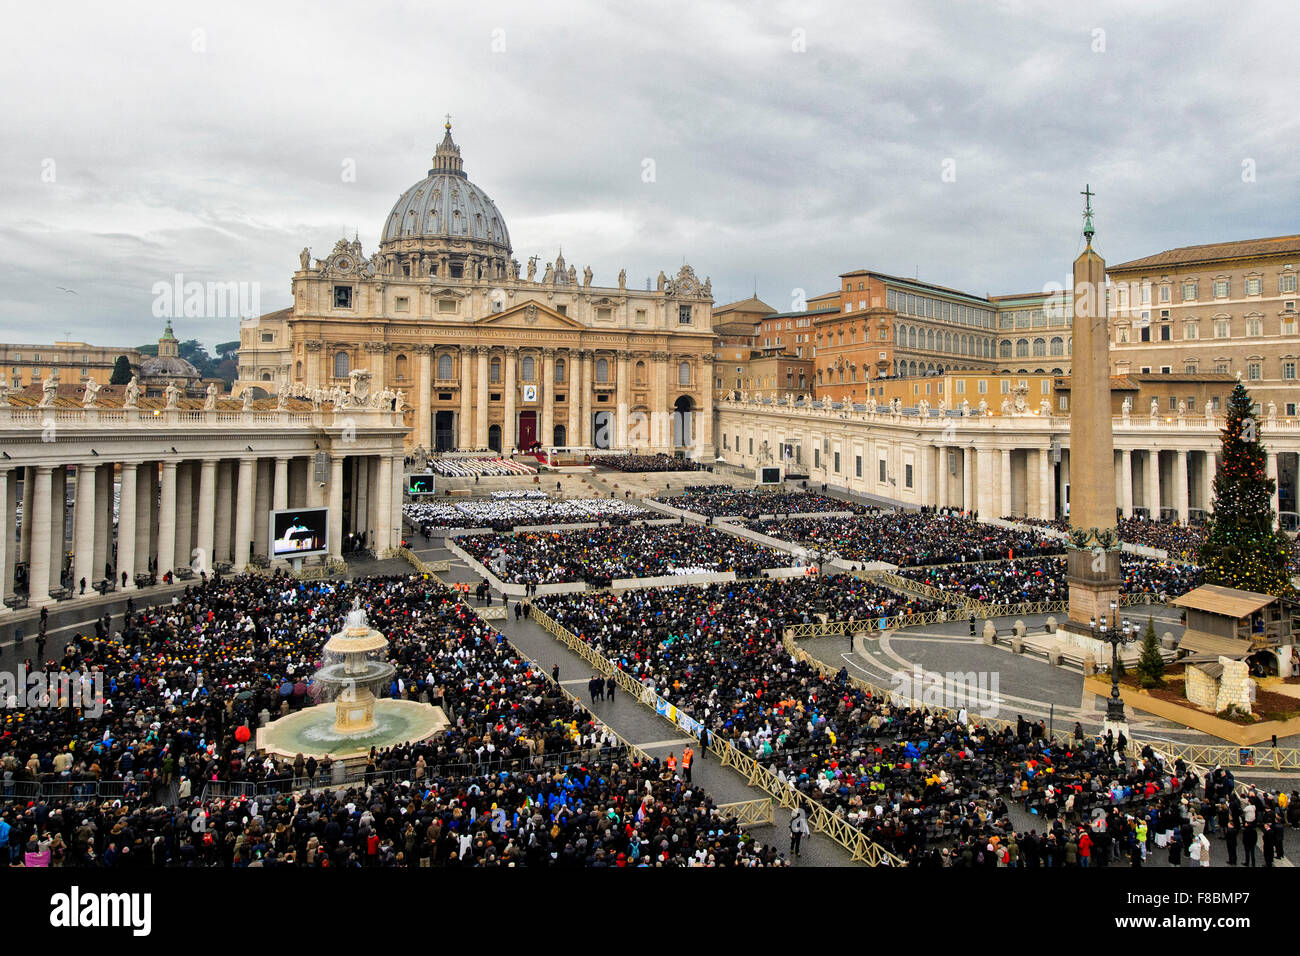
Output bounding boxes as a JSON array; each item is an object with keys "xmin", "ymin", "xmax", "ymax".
[
  {"xmin": 1136, "ymin": 617, "xmax": 1164, "ymax": 689},
  {"xmin": 109, "ymin": 355, "xmax": 133, "ymax": 385},
  {"xmin": 1198, "ymin": 381, "xmax": 1295, "ymax": 597}
]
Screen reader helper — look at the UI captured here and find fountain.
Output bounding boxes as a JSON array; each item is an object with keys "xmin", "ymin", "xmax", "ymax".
[{"xmin": 257, "ymin": 597, "xmax": 448, "ymax": 761}]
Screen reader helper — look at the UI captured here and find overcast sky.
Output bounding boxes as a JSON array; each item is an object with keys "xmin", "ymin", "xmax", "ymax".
[{"xmin": 2, "ymin": 0, "xmax": 1296, "ymax": 352}]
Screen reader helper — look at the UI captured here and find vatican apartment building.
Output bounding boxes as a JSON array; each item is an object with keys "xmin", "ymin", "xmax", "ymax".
[{"xmin": 1106, "ymin": 234, "xmax": 1300, "ymax": 419}]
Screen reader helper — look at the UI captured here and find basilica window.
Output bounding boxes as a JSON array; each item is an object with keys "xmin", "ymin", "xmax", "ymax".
[
  {"xmin": 679, "ymin": 305, "xmax": 692, "ymax": 325},
  {"xmin": 394, "ymin": 354, "xmax": 409, "ymax": 380},
  {"xmin": 635, "ymin": 360, "xmax": 646, "ymax": 385},
  {"xmin": 333, "ymin": 351, "xmax": 350, "ymax": 378},
  {"xmin": 490, "ymin": 357, "xmax": 501, "ymax": 383},
  {"xmin": 555, "ymin": 359, "xmax": 566, "ymax": 384},
  {"xmin": 521, "ymin": 356, "xmax": 535, "ymax": 381},
  {"xmin": 295, "ymin": 361, "xmax": 302, "ymax": 378},
  {"xmin": 678, "ymin": 362, "xmax": 690, "ymax": 386},
  {"xmin": 438, "ymin": 354, "xmax": 453, "ymax": 379},
  {"xmin": 333, "ymin": 285, "xmax": 353, "ymax": 309},
  {"xmin": 596, "ymin": 358, "xmax": 609, "ymax": 383},
  {"xmin": 1015, "ymin": 339, "xmax": 1029, "ymax": 358}
]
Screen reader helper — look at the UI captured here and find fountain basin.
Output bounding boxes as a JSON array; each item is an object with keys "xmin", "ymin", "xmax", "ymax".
[{"xmin": 257, "ymin": 698, "xmax": 449, "ymax": 761}]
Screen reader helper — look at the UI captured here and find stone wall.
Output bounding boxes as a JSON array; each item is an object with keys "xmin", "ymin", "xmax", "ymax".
[
  {"xmin": 1216, "ymin": 658, "xmax": 1253, "ymax": 714},
  {"xmin": 1184, "ymin": 664, "xmax": 1217, "ymax": 710}
]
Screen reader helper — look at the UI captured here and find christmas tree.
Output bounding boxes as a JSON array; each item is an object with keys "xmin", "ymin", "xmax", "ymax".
[
  {"xmin": 1198, "ymin": 381, "xmax": 1295, "ymax": 597},
  {"xmin": 1136, "ymin": 617, "xmax": 1164, "ymax": 689}
]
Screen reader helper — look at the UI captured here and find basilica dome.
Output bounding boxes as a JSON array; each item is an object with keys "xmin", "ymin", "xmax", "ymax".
[{"xmin": 379, "ymin": 123, "xmax": 511, "ymax": 259}]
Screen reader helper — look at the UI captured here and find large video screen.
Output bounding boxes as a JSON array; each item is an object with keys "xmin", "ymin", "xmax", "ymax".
[
  {"xmin": 407, "ymin": 473, "xmax": 435, "ymax": 495},
  {"xmin": 758, "ymin": 466, "xmax": 782, "ymax": 485},
  {"xmin": 269, "ymin": 508, "xmax": 329, "ymax": 559}
]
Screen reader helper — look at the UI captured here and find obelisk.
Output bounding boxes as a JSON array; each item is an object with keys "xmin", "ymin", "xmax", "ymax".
[{"xmin": 1065, "ymin": 187, "xmax": 1121, "ymax": 632}]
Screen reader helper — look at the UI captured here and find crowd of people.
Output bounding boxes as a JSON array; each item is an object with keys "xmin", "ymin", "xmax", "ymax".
[
  {"xmin": 0, "ymin": 572, "xmax": 782, "ymax": 867},
  {"xmin": 749, "ymin": 512, "xmax": 1065, "ymax": 567},
  {"xmin": 423, "ymin": 457, "xmax": 537, "ymax": 479},
  {"xmin": 657, "ymin": 490, "xmax": 869, "ymax": 519},
  {"xmin": 404, "ymin": 497, "xmax": 651, "ymax": 534},
  {"xmin": 592, "ymin": 454, "xmax": 703, "ymax": 473},
  {"xmin": 898, "ymin": 556, "xmax": 1203, "ymax": 606},
  {"xmin": 532, "ymin": 580, "xmax": 1294, "ymax": 864},
  {"xmin": 455, "ymin": 526, "xmax": 791, "ymax": 586},
  {"xmin": 1116, "ymin": 517, "xmax": 1207, "ymax": 558}
]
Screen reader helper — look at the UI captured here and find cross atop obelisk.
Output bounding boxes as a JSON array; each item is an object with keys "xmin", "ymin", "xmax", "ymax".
[{"xmin": 1081, "ymin": 184, "xmax": 1095, "ymax": 245}]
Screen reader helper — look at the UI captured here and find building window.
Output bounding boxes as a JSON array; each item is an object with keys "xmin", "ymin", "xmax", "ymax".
[
  {"xmin": 1248, "ymin": 361, "xmax": 1262, "ymax": 381},
  {"xmin": 438, "ymin": 353, "xmax": 453, "ymax": 379},
  {"xmin": 855, "ymin": 456, "xmax": 862, "ymax": 478},
  {"xmin": 1058, "ymin": 396, "xmax": 1068, "ymax": 411},
  {"xmin": 977, "ymin": 380, "xmax": 988, "ymax": 394},
  {"xmin": 679, "ymin": 305, "xmax": 692, "ymax": 325},
  {"xmin": 905, "ymin": 463, "xmax": 913, "ymax": 489},
  {"xmin": 1280, "ymin": 274, "xmax": 1298, "ymax": 294},
  {"xmin": 749, "ymin": 438, "xmax": 754, "ymax": 455},
  {"xmin": 833, "ymin": 451, "xmax": 841, "ymax": 473},
  {"xmin": 878, "ymin": 459, "xmax": 886, "ymax": 483},
  {"xmin": 1246, "ymin": 276, "xmax": 1262, "ymax": 296},
  {"xmin": 521, "ymin": 356, "xmax": 535, "ymax": 381},
  {"xmin": 1214, "ymin": 279, "xmax": 1229, "ymax": 298},
  {"xmin": 555, "ymin": 359, "xmax": 566, "ymax": 384},
  {"xmin": 1184, "ymin": 322, "xmax": 1198, "ymax": 340},
  {"xmin": 394, "ymin": 354, "xmax": 409, "ymax": 380},
  {"xmin": 490, "ymin": 357, "xmax": 501, "ymax": 382},
  {"xmin": 1246, "ymin": 317, "xmax": 1263, "ymax": 337},
  {"xmin": 260, "ymin": 332, "xmax": 273, "ymax": 343},
  {"xmin": 1182, "ymin": 281, "xmax": 1197, "ymax": 301},
  {"xmin": 1284, "ymin": 361, "xmax": 1297, "ymax": 380},
  {"xmin": 1160, "ymin": 325, "xmax": 1171, "ymax": 341},
  {"xmin": 557, "ymin": 305, "xmax": 568, "ymax": 316},
  {"xmin": 595, "ymin": 358, "xmax": 609, "ymax": 383},
  {"xmin": 438, "ymin": 298, "xmax": 457, "ymax": 313},
  {"xmin": 333, "ymin": 285, "xmax": 353, "ymax": 308},
  {"xmin": 333, "ymin": 351, "xmax": 350, "ymax": 378},
  {"xmin": 678, "ymin": 362, "xmax": 690, "ymax": 386},
  {"xmin": 1214, "ymin": 319, "xmax": 1230, "ymax": 339}
]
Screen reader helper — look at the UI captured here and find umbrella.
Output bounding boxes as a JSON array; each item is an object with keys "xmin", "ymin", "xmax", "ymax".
[
  {"xmin": 234, "ymin": 690, "xmax": 255, "ymax": 701},
  {"xmin": 278, "ymin": 682, "xmax": 294, "ymax": 697},
  {"xmin": 292, "ymin": 682, "xmax": 307, "ymax": 697}
]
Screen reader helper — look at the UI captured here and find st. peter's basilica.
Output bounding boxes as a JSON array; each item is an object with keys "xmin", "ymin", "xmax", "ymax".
[{"xmin": 234, "ymin": 121, "xmax": 718, "ymax": 458}]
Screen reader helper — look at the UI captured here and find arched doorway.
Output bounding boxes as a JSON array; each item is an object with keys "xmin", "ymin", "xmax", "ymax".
[
  {"xmin": 488, "ymin": 424, "xmax": 502, "ymax": 454},
  {"xmin": 672, "ymin": 395, "xmax": 694, "ymax": 448},
  {"xmin": 434, "ymin": 410, "xmax": 456, "ymax": 452},
  {"xmin": 552, "ymin": 424, "xmax": 567, "ymax": 447}
]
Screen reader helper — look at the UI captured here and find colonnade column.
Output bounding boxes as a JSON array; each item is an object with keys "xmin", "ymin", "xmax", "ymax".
[
  {"xmin": 475, "ymin": 346, "xmax": 489, "ymax": 449},
  {"xmin": 157, "ymin": 460, "xmax": 178, "ymax": 578},
  {"xmin": 118, "ymin": 464, "xmax": 137, "ymax": 589},
  {"xmin": 1176, "ymin": 450, "xmax": 1190, "ymax": 524},
  {"xmin": 134, "ymin": 463, "xmax": 153, "ymax": 577},
  {"xmin": 92, "ymin": 465, "xmax": 110, "ymax": 584},
  {"xmin": 459, "ymin": 346, "xmax": 474, "ymax": 450},
  {"xmin": 416, "ymin": 345, "xmax": 432, "ymax": 452},
  {"xmin": 503, "ymin": 347, "xmax": 518, "ymax": 453},
  {"xmin": 27, "ymin": 467, "xmax": 53, "ymax": 604},
  {"xmin": 233, "ymin": 457, "xmax": 255, "ymax": 569},
  {"xmin": 376, "ymin": 455, "xmax": 393, "ymax": 552},
  {"xmin": 1120, "ymin": 449, "xmax": 1133, "ymax": 518},
  {"xmin": 962, "ymin": 447, "xmax": 975, "ymax": 513},
  {"xmin": 49, "ymin": 467, "xmax": 66, "ymax": 593},
  {"xmin": 273, "ymin": 456, "xmax": 289, "ymax": 511},
  {"xmin": 1000, "ymin": 448, "xmax": 1012, "ymax": 517},
  {"xmin": 328, "ymin": 456, "xmax": 345, "ymax": 560},
  {"xmin": 1204, "ymin": 451, "xmax": 1217, "ymax": 511},
  {"xmin": 196, "ymin": 459, "xmax": 217, "ymax": 573},
  {"xmin": 1145, "ymin": 449, "xmax": 1161, "ymax": 519},
  {"xmin": 1038, "ymin": 448, "xmax": 1053, "ymax": 520},
  {"xmin": 72, "ymin": 464, "xmax": 97, "ymax": 593},
  {"xmin": 174, "ymin": 462, "xmax": 193, "ymax": 575},
  {"xmin": 0, "ymin": 470, "xmax": 8, "ymax": 604},
  {"xmin": 541, "ymin": 348, "xmax": 555, "ymax": 449},
  {"xmin": 214, "ymin": 461, "xmax": 233, "ymax": 566}
]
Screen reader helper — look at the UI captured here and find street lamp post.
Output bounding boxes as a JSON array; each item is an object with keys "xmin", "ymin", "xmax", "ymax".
[{"xmin": 1093, "ymin": 606, "xmax": 1138, "ymax": 727}]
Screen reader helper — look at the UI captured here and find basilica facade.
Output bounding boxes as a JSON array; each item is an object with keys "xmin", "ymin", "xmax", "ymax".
[{"xmin": 235, "ymin": 123, "xmax": 717, "ymax": 458}]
